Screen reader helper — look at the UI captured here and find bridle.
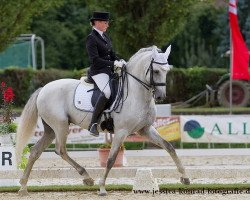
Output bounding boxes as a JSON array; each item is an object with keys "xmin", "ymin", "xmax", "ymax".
[
  {"xmin": 146, "ymin": 58, "xmax": 168, "ymax": 87},
  {"xmin": 126, "ymin": 58, "xmax": 168, "ymax": 91}
]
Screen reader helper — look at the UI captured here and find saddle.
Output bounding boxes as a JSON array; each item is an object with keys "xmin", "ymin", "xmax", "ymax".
[
  {"xmin": 89, "ymin": 73, "xmax": 119, "ymax": 110},
  {"xmin": 74, "ymin": 73, "xmax": 119, "ymax": 132}
]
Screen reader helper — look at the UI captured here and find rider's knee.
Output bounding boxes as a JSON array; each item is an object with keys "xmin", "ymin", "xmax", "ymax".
[{"xmin": 103, "ymin": 88, "xmax": 111, "ymax": 99}]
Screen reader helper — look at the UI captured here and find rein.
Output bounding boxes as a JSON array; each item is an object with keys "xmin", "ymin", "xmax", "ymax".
[
  {"xmin": 127, "ymin": 58, "xmax": 168, "ymax": 90},
  {"xmin": 110, "ymin": 59, "xmax": 167, "ymax": 113},
  {"xmin": 126, "ymin": 71, "xmax": 151, "ymax": 90}
]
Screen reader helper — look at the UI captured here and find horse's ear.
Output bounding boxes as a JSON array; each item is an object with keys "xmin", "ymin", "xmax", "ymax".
[
  {"xmin": 164, "ymin": 45, "xmax": 171, "ymax": 59},
  {"xmin": 152, "ymin": 46, "xmax": 158, "ymax": 58}
]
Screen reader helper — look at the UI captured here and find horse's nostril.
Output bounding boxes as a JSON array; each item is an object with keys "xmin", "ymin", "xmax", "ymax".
[{"xmin": 156, "ymin": 96, "xmax": 162, "ymax": 101}]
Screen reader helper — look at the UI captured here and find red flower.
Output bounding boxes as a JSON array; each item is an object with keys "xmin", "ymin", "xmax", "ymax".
[
  {"xmin": 3, "ymin": 87, "xmax": 15, "ymax": 102},
  {"xmin": 1, "ymin": 82, "xmax": 6, "ymax": 88}
]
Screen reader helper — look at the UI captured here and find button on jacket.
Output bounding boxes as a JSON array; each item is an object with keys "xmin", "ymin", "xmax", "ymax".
[{"xmin": 86, "ymin": 29, "xmax": 119, "ymax": 76}]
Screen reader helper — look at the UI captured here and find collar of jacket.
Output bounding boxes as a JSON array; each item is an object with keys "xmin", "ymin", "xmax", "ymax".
[
  {"xmin": 92, "ymin": 29, "xmax": 107, "ymax": 43},
  {"xmin": 93, "ymin": 27, "xmax": 103, "ymax": 37}
]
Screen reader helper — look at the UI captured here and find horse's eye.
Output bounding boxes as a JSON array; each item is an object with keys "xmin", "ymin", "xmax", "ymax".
[{"xmin": 154, "ymin": 70, "xmax": 159, "ymax": 74}]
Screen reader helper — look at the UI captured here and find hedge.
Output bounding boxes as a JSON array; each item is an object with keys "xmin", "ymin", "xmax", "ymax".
[
  {"xmin": 0, "ymin": 67, "xmax": 86, "ymax": 106},
  {"xmin": 166, "ymin": 67, "xmax": 227, "ymax": 103},
  {"xmin": 0, "ymin": 67, "xmax": 227, "ymax": 107}
]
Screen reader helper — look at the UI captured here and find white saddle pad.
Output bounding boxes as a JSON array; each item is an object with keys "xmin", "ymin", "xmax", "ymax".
[
  {"xmin": 74, "ymin": 78, "xmax": 116, "ymax": 112},
  {"xmin": 74, "ymin": 80, "xmax": 94, "ymax": 112}
]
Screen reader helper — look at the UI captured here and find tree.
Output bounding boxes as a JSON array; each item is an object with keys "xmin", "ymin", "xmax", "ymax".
[
  {"xmin": 86, "ymin": 0, "xmax": 211, "ymax": 59},
  {"xmin": 31, "ymin": 0, "xmax": 90, "ymax": 69},
  {"xmin": 216, "ymin": 0, "xmax": 250, "ymax": 60},
  {"xmin": 0, "ymin": 0, "xmax": 63, "ymax": 52},
  {"xmin": 170, "ymin": 3, "xmax": 223, "ymax": 67},
  {"xmin": 171, "ymin": 0, "xmax": 250, "ymax": 68},
  {"xmin": 243, "ymin": 15, "xmax": 250, "ymax": 48}
]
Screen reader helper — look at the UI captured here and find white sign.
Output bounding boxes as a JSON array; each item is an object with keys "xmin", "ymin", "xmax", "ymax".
[
  {"xmin": 14, "ymin": 117, "xmax": 105, "ymax": 144},
  {"xmin": 0, "ymin": 146, "xmax": 16, "ymax": 170},
  {"xmin": 156, "ymin": 104, "xmax": 171, "ymax": 117},
  {"xmin": 181, "ymin": 115, "xmax": 250, "ymax": 143}
]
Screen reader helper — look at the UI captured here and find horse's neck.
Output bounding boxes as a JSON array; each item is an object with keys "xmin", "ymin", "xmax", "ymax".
[{"xmin": 126, "ymin": 63, "xmax": 154, "ymax": 107}]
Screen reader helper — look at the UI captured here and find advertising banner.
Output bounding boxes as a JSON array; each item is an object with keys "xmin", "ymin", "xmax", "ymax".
[
  {"xmin": 181, "ymin": 115, "xmax": 250, "ymax": 143},
  {"xmin": 154, "ymin": 116, "xmax": 181, "ymax": 142},
  {"xmin": 14, "ymin": 115, "xmax": 180, "ymax": 144}
]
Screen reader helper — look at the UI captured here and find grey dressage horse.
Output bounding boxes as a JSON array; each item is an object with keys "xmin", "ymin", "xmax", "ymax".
[{"xmin": 15, "ymin": 45, "xmax": 190, "ymax": 196}]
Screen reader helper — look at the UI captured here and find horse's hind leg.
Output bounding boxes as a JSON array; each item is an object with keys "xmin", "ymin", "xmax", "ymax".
[
  {"xmin": 139, "ymin": 125, "xmax": 190, "ymax": 185},
  {"xmin": 18, "ymin": 120, "xmax": 55, "ymax": 196},
  {"xmin": 54, "ymin": 122, "xmax": 94, "ymax": 186}
]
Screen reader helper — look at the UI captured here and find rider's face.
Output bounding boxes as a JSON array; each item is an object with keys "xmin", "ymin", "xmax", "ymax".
[{"xmin": 94, "ymin": 21, "xmax": 109, "ymax": 32}]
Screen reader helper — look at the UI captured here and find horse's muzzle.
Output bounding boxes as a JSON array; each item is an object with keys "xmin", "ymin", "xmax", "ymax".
[{"xmin": 154, "ymin": 89, "xmax": 166, "ymax": 101}]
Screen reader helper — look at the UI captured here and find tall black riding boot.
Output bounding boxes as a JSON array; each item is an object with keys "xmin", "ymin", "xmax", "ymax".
[{"xmin": 88, "ymin": 93, "xmax": 109, "ymax": 137}]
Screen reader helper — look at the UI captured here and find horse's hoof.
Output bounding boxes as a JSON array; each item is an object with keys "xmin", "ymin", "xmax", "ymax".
[
  {"xmin": 180, "ymin": 177, "xmax": 190, "ymax": 185},
  {"xmin": 99, "ymin": 186, "xmax": 108, "ymax": 196},
  {"xmin": 99, "ymin": 190, "xmax": 108, "ymax": 196},
  {"xmin": 83, "ymin": 177, "xmax": 94, "ymax": 186},
  {"xmin": 18, "ymin": 189, "xmax": 29, "ymax": 196}
]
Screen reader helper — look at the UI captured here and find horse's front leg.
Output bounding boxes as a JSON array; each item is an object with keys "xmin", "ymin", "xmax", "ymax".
[
  {"xmin": 138, "ymin": 125, "xmax": 190, "ymax": 185},
  {"xmin": 99, "ymin": 130, "xmax": 128, "ymax": 196}
]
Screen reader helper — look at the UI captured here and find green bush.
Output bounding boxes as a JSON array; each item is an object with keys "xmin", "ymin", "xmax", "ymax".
[{"xmin": 166, "ymin": 67, "xmax": 227, "ymax": 103}]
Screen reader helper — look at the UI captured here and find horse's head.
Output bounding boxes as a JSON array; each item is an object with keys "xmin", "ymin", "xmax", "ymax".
[
  {"xmin": 145, "ymin": 45, "xmax": 172, "ymax": 101},
  {"xmin": 127, "ymin": 45, "xmax": 172, "ymax": 101}
]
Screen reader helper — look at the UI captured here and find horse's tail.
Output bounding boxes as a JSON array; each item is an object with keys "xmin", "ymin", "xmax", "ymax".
[{"xmin": 15, "ymin": 88, "xmax": 42, "ymax": 164}]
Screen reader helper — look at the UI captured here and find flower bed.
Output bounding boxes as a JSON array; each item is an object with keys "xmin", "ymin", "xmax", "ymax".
[{"xmin": 0, "ymin": 81, "xmax": 16, "ymax": 135}]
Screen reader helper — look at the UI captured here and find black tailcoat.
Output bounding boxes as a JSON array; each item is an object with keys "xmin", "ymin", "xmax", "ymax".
[{"xmin": 86, "ymin": 29, "xmax": 119, "ymax": 76}]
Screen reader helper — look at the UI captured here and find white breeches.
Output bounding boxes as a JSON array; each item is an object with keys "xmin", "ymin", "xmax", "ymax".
[{"xmin": 92, "ymin": 73, "xmax": 111, "ymax": 99}]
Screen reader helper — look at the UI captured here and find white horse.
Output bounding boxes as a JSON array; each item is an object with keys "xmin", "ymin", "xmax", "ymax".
[{"xmin": 15, "ymin": 45, "xmax": 190, "ymax": 196}]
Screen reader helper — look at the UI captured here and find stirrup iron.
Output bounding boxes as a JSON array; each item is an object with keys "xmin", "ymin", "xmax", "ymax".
[{"xmin": 89, "ymin": 123, "xmax": 99, "ymax": 137}]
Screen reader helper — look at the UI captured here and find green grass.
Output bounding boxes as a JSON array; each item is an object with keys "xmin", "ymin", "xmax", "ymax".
[
  {"xmin": 1, "ymin": 183, "xmax": 250, "ymax": 193},
  {"xmin": 172, "ymin": 106, "xmax": 250, "ymax": 115},
  {"xmin": 45, "ymin": 142, "xmax": 147, "ymax": 151},
  {"xmin": 171, "ymin": 141, "xmax": 250, "ymax": 149},
  {"xmin": 0, "ymin": 184, "xmax": 132, "ymax": 193},
  {"xmin": 42, "ymin": 141, "xmax": 250, "ymax": 151}
]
